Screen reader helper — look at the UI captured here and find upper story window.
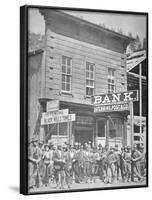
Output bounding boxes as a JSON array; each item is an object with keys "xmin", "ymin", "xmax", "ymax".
[
  {"xmin": 61, "ymin": 56, "xmax": 72, "ymax": 92},
  {"xmin": 86, "ymin": 62, "xmax": 95, "ymax": 96},
  {"xmin": 108, "ymin": 68, "xmax": 115, "ymax": 93}
]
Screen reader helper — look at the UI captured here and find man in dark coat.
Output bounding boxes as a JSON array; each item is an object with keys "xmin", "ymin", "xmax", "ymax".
[{"xmin": 131, "ymin": 144, "xmax": 144, "ymax": 182}]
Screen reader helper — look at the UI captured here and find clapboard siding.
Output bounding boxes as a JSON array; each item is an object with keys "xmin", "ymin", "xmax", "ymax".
[
  {"xmin": 46, "ymin": 44, "xmax": 122, "ymax": 68},
  {"xmin": 95, "ymin": 88, "xmax": 108, "ymax": 95},
  {"xmin": 45, "ymin": 72, "xmax": 61, "ymax": 80},
  {"xmin": 47, "ymin": 30, "xmax": 123, "ymax": 58},
  {"xmin": 47, "ymin": 51, "xmax": 122, "ymax": 70},
  {"xmin": 47, "ymin": 40, "xmax": 123, "ymax": 64},
  {"xmin": 45, "ymin": 30, "xmax": 127, "ymax": 104}
]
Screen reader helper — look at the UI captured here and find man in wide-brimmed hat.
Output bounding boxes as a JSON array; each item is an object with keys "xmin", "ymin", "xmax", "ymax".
[
  {"xmin": 123, "ymin": 145, "xmax": 132, "ymax": 182},
  {"xmin": 131, "ymin": 143, "xmax": 144, "ymax": 182},
  {"xmin": 41, "ymin": 143, "xmax": 51, "ymax": 187},
  {"xmin": 28, "ymin": 136, "xmax": 41, "ymax": 189},
  {"xmin": 53, "ymin": 144, "xmax": 66, "ymax": 189},
  {"xmin": 38, "ymin": 140, "xmax": 44, "ymax": 149}
]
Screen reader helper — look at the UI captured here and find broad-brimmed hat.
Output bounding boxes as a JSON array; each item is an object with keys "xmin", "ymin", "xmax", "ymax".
[
  {"xmin": 57, "ymin": 144, "xmax": 62, "ymax": 148},
  {"xmin": 44, "ymin": 143, "xmax": 50, "ymax": 149},
  {"xmin": 48, "ymin": 141, "xmax": 54, "ymax": 147},
  {"xmin": 32, "ymin": 136, "xmax": 39, "ymax": 143},
  {"xmin": 39, "ymin": 140, "xmax": 44, "ymax": 144},
  {"xmin": 139, "ymin": 145, "xmax": 144, "ymax": 149}
]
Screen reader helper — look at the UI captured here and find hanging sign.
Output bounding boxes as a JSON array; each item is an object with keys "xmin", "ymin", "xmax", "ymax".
[
  {"xmin": 42, "ymin": 109, "xmax": 69, "ymax": 118},
  {"xmin": 41, "ymin": 113, "xmax": 76, "ymax": 125},
  {"xmin": 92, "ymin": 90, "xmax": 138, "ymax": 113}
]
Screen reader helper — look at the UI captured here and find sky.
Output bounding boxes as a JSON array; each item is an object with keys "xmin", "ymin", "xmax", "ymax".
[{"xmin": 28, "ymin": 8, "xmax": 147, "ymax": 42}]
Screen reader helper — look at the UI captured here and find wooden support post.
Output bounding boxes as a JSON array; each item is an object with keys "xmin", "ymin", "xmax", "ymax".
[
  {"xmin": 69, "ymin": 121, "xmax": 71, "ymax": 146},
  {"xmin": 130, "ymin": 101, "xmax": 134, "ymax": 182},
  {"xmin": 106, "ymin": 118, "xmax": 109, "ymax": 147},
  {"xmin": 139, "ymin": 63, "xmax": 142, "ymax": 145},
  {"xmin": 57, "ymin": 122, "xmax": 59, "ymax": 145},
  {"xmin": 130, "ymin": 101, "xmax": 134, "ymax": 148}
]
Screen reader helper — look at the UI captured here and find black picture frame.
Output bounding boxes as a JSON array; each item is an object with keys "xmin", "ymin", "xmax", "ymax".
[{"xmin": 20, "ymin": 5, "xmax": 148, "ymax": 195}]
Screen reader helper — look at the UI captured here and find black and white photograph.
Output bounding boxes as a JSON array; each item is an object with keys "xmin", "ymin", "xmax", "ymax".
[{"xmin": 20, "ymin": 5, "xmax": 148, "ymax": 195}]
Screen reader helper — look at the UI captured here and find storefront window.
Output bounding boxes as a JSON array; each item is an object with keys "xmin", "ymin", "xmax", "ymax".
[
  {"xmin": 59, "ymin": 122, "xmax": 68, "ymax": 136},
  {"xmin": 49, "ymin": 124, "xmax": 57, "ymax": 135},
  {"xmin": 109, "ymin": 118, "xmax": 122, "ymax": 138},
  {"xmin": 97, "ymin": 119, "xmax": 105, "ymax": 137},
  {"xmin": 48, "ymin": 122, "xmax": 68, "ymax": 136}
]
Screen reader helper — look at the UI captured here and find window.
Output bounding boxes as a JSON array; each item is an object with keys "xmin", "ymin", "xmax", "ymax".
[
  {"xmin": 61, "ymin": 56, "xmax": 72, "ymax": 92},
  {"xmin": 86, "ymin": 62, "xmax": 95, "ymax": 96},
  {"xmin": 108, "ymin": 68, "xmax": 115, "ymax": 93},
  {"xmin": 48, "ymin": 123, "xmax": 68, "ymax": 136},
  {"xmin": 109, "ymin": 118, "xmax": 122, "ymax": 138},
  {"xmin": 59, "ymin": 122, "xmax": 68, "ymax": 136}
]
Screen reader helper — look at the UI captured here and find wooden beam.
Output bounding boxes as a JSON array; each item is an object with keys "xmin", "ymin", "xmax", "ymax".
[{"xmin": 127, "ymin": 71, "xmax": 146, "ymax": 80}]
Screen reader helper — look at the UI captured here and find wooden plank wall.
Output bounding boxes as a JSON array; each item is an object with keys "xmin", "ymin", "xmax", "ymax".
[{"xmin": 44, "ymin": 29, "xmax": 127, "ymax": 104}]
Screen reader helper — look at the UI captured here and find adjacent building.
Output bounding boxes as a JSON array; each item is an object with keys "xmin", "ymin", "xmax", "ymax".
[
  {"xmin": 28, "ymin": 10, "xmax": 134, "ymax": 148},
  {"xmin": 127, "ymin": 50, "xmax": 147, "ymax": 149}
]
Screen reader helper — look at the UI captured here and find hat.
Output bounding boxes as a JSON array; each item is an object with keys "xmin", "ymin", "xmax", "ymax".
[
  {"xmin": 110, "ymin": 146, "xmax": 114, "ymax": 150},
  {"xmin": 98, "ymin": 144, "xmax": 102, "ymax": 147},
  {"xmin": 32, "ymin": 136, "xmax": 39, "ymax": 142},
  {"xmin": 115, "ymin": 144, "xmax": 118, "ymax": 147},
  {"xmin": 39, "ymin": 140, "xmax": 44, "ymax": 144},
  {"xmin": 44, "ymin": 143, "xmax": 50, "ymax": 149},
  {"xmin": 48, "ymin": 141, "xmax": 54, "ymax": 147},
  {"xmin": 57, "ymin": 144, "xmax": 62, "ymax": 148},
  {"xmin": 64, "ymin": 141, "xmax": 69, "ymax": 145},
  {"xmin": 127, "ymin": 145, "xmax": 131, "ymax": 149}
]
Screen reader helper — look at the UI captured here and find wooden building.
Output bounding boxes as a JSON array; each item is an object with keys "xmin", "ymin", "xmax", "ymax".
[
  {"xmin": 127, "ymin": 50, "xmax": 147, "ymax": 148},
  {"xmin": 29, "ymin": 10, "xmax": 133, "ymax": 147}
]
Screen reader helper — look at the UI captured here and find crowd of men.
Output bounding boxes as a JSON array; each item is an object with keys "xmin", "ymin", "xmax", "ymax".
[{"xmin": 28, "ymin": 137, "xmax": 146, "ymax": 191}]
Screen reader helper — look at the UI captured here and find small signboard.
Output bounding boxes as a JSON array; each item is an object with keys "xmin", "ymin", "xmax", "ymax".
[
  {"xmin": 46, "ymin": 100, "xmax": 59, "ymax": 112},
  {"xmin": 41, "ymin": 113, "xmax": 76, "ymax": 125},
  {"xmin": 42, "ymin": 109, "xmax": 69, "ymax": 118},
  {"xmin": 94, "ymin": 102, "xmax": 129, "ymax": 113}
]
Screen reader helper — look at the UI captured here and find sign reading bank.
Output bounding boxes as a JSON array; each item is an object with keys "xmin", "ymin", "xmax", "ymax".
[{"xmin": 92, "ymin": 90, "xmax": 138, "ymax": 113}]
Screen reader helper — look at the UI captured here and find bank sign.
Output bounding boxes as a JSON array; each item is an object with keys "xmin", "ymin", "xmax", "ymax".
[{"xmin": 92, "ymin": 90, "xmax": 138, "ymax": 113}]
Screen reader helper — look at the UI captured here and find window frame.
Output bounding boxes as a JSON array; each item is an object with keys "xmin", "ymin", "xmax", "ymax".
[
  {"xmin": 109, "ymin": 117, "xmax": 123, "ymax": 139},
  {"xmin": 61, "ymin": 55, "xmax": 72, "ymax": 93},
  {"xmin": 85, "ymin": 61, "xmax": 95, "ymax": 97},
  {"xmin": 108, "ymin": 68, "xmax": 116, "ymax": 93}
]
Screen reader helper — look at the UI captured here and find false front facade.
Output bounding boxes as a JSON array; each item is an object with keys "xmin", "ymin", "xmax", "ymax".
[{"xmin": 29, "ymin": 10, "xmax": 133, "ymax": 147}]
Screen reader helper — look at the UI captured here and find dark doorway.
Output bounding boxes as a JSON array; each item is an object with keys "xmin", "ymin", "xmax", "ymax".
[{"xmin": 75, "ymin": 129, "xmax": 93, "ymax": 145}]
